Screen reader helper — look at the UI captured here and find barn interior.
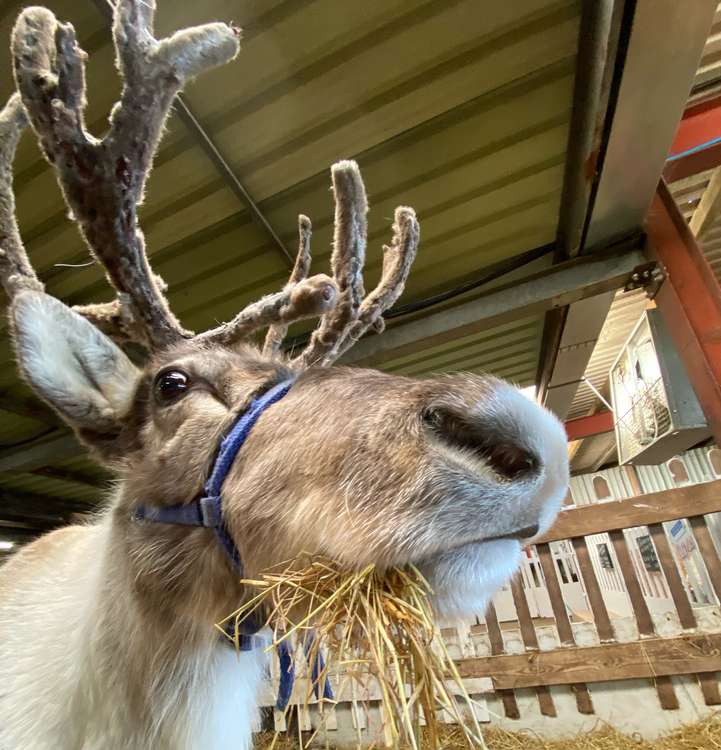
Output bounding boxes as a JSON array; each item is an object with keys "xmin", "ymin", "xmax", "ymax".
[{"xmin": 3, "ymin": 0, "xmax": 721, "ymax": 742}]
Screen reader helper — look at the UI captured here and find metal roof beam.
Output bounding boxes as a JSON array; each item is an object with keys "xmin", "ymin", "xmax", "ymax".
[
  {"xmin": 342, "ymin": 243, "xmax": 647, "ymax": 367},
  {"xmin": 542, "ymin": 0, "xmax": 718, "ymax": 418},
  {"xmin": 0, "ymin": 392, "xmax": 63, "ymax": 427},
  {"xmin": 0, "ymin": 432, "xmax": 82, "ymax": 472}
]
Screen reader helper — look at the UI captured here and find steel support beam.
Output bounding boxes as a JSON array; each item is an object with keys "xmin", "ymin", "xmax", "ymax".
[
  {"xmin": 565, "ymin": 410, "xmax": 614, "ymax": 441},
  {"xmin": 536, "ymin": 0, "xmax": 617, "ymax": 403},
  {"xmin": 0, "ymin": 432, "xmax": 83, "ymax": 472},
  {"xmin": 646, "ymin": 180, "xmax": 721, "ymax": 444},
  {"xmin": 342, "ymin": 246, "xmax": 647, "ymax": 367},
  {"xmin": 0, "ymin": 392, "xmax": 62, "ymax": 427},
  {"xmin": 542, "ymin": 0, "xmax": 717, "ymax": 417}
]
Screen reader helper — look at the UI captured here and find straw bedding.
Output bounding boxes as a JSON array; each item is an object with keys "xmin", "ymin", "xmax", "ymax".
[{"xmin": 254, "ymin": 715, "xmax": 721, "ymax": 749}]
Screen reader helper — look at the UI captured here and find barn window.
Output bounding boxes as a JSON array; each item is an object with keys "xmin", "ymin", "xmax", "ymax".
[
  {"xmin": 597, "ymin": 543, "xmax": 614, "ymax": 570},
  {"xmin": 668, "ymin": 457, "xmax": 689, "ymax": 485},
  {"xmin": 636, "ymin": 534, "xmax": 660, "ymax": 572},
  {"xmin": 592, "ymin": 475, "xmax": 611, "ymax": 500}
]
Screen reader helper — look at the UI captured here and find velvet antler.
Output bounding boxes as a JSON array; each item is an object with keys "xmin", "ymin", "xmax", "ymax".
[
  {"xmin": 10, "ymin": 1, "xmax": 241, "ymax": 348},
  {"xmin": 292, "ymin": 161, "xmax": 420, "ymax": 367},
  {"xmin": 2, "ymin": 3, "xmax": 419, "ymax": 363}
]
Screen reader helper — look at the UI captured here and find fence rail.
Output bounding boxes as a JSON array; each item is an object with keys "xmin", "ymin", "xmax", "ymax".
[{"xmin": 262, "ymin": 477, "xmax": 721, "ymax": 736}]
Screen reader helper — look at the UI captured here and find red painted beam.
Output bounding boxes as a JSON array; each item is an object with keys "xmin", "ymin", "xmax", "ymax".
[
  {"xmin": 565, "ymin": 411, "xmax": 614, "ymax": 442},
  {"xmin": 645, "ymin": 181, "xmax": 721, "ymax": 443},
  {"xmin": 669, "ymin": 95, "xmax": 721, "ymax": 156},
  {"xmin": 664, "ymin": 94, "xmax": 721, "ymax": 182}
]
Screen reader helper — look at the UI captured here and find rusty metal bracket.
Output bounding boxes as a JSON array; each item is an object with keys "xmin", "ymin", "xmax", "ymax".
[{"xmin": 624, "ymin": 262, "xmax": 665, "ymax": 297}]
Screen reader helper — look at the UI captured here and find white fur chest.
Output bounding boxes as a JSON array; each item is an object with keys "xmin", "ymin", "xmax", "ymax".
[{"xmin": 188, "ymin": 645, "xmax": 266, "ymax": 750}]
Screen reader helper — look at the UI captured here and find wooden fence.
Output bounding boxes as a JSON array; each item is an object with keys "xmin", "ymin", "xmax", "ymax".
[{"xmin": 259, "ymin": 478, "xmax": 721, "ymax": 736}]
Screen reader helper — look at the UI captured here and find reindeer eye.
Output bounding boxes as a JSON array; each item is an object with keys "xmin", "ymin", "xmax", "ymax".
[{"xmin": 154, "ymin": 370, "xmax": 190, "ymax": 405}]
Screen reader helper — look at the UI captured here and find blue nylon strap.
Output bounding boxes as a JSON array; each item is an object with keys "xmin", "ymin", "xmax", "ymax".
[
  {"xmin": 304, "ymin": 632, "xmax": 334, "ymax": 701},
  {"xmin": 132, "ymin": 378, "xmax": 296, "ymax": 573},
  {"xmin": 132, "ymin": 375, "xmax": 334, "ymax": 708},
  {"xmin": 276, "ymin": 640, "xmax": 295, "ymax": 711}
]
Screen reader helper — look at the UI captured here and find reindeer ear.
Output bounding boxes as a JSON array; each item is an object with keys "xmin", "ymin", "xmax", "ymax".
[{"xmin": 11, "ymin": 292, "xmax": 141, "ymax": 436}]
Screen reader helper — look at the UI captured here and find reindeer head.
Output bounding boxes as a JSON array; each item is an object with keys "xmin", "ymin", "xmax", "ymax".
[{"xmin": 0, "ymin": 1, "xmax": 568, "ymax": 620}]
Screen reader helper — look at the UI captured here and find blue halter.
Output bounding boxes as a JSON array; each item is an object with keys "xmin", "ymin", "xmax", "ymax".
[{"xmin": 133, "ymin": 377, "xmax": 332, "ymax": 710}]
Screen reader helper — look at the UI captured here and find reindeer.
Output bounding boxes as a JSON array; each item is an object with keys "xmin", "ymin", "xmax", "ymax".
[{"xmin": 0, "ymin": 2, "xmax": 569, "ymax": 748}]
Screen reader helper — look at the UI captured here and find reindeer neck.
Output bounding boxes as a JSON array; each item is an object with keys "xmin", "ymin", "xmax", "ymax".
[{"xmin": 76, "ymin": 499, "xmax": 261, "ymax": 749}]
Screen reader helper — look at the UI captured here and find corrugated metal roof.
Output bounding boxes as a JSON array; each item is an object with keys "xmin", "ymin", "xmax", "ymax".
[
  {"xmin": 0, "ymin": 0, "xmax": 581, "ymax": 531},
  {"xmin": 565, "ymin": 287, "xmax": 648, "ymax": 420},
  {"xmin": 689, "ymin": 2, "xmax": 721, "ymax": 101}
]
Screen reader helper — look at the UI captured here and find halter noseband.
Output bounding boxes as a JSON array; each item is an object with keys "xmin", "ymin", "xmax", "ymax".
[{"xmin": 133, "ymin": 376, "xmax": 332, "ymax": 709}]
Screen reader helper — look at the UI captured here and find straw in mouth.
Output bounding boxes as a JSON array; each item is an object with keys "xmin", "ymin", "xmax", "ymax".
[{"xmin": 218, "ymin": 556, "xmax": 488, "ymax": 750}]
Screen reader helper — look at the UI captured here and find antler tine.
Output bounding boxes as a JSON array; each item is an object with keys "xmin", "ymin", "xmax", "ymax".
[
  {"xmin": 294, "ymin": 160, "xmax": 368, "ymax": 368},
  {"xmin": 11, "ymin": 2, "xmax": 240, "ymax": 349},
  {"xmin": 330, "ymin": 207, "xmax": 420, "ymax": 363},
  {"xmin": 196, "ymin": 273, "xmax": 338, "ymax": 348},
  {"xmin": 0, "ymin": 94, "xmax": 44, "ymax": 301},
  {"xmin": 262, "ymin": 215, "xmax": 313, "ymax": 356}
]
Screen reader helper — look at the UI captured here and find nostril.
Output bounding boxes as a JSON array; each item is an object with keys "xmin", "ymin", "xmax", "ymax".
[
  {"xmin": 423, "ymin": 406, "xmax": 540, "ymax": 480},
  {"xmin": 485, "ymin": 443, "xmax": 539, "ymax": 480}
]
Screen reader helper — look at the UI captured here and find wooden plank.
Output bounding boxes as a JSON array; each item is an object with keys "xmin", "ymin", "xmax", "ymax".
[
  {"xmin": 537, "ymin": 543, "xmax": 575, "ymax": 646},
  {"xmin": 608, "ymin": 530, "xmax": 655, "ymax": 637},
  {"xmin": 510, "ymin": 575, "xmax": 541, "ymax": 649},
  {"xmin": 647, "ymin": 522, "xmax": 696, "ymax": 630},
  {"xmin": 538, "ymin": 481, "xmax": 721, "ymax": 543},
  {"xmin": 510, "ymin": 575, "xmax": 556, "ymax": 717},
  {"xmin": 698, "ymin": 673, "xmax": 721, "ymax": 706},
  {"xmin": 625, "ymin": 465, "xmax": 700, "ymax": 708},
  {"xmin": 689, "ymin": 515, "xmax": 721, "ymax": 603},
  {"xmin": 457, "ymin": 633, "xmax": 721, "ymax": 689},
  {"xmin": 484, "ymin": 603, "xmax": 520, "ymax": 720},
  {"xmin": 537, "ymin": 542, "xmax": 594, "ymax": 715},
  {"xmin": 571, "ymin": 537, "xmax": 615, "ymax": 642},
  {"xmin": 654, "ymin": 677, "xmax": 679, "ymax": 710}
]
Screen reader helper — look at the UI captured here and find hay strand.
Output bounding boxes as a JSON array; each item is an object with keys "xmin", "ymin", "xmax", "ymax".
[{"xmin": 219, "ymin": 557, "xmax": 486, "ymax": 749}]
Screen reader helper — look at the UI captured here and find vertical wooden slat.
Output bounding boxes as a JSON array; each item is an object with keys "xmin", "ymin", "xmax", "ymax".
[
  {"xmin": 698, "ymin": 674, "xmax": 721, "ymax": 706},
  {"xmin": 687, "ymin": 515, "xmax": 721, "ymax": 704},
  {"xmin": 628, "ymin": 466, "xmax": 714, "ymax": 705},
  {"xmin": 485, "ymin": 602, "xmax": 520, "ymax": 720},
  {"xmin": 537, "ymin": 542, "xmax": 594, "ymax": 715},
  {"xmin": 510, "ymin": 575, "xmax": 557, "ymax": 717},
  {"xmin": 571, "ymin": 537, "xmax": 615, "ymax": 642},
  {"xmin": 649, "ymin": 522, "xmax": 720, "ymax": 705},
  {"xmin": 648, "ymin": 522, "xmax": 696, "ymax": 629},
  {"xmin": 608, "ymin": 529, "xmax": 679, "ymax": 710},
  {"xmin": 537, "ymin": 543, "xmax": 575, "ymax": 645},
  {"xmin": 608, "ymin": 529, "xmax": 655, "ymax": 637},
  {"xmin": 690, "ymin": 515, "xmax": 721, "ymax": 602}
]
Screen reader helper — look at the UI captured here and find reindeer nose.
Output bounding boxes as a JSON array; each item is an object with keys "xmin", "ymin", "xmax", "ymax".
[{"xmin": 423, "ymin": 406, "xmax": 540, "ymax": 480}]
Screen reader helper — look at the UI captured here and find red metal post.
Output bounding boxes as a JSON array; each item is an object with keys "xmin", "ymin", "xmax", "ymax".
[{"xmin": 645, "ymin": 181, "xmax": 721, "ymax": 443}]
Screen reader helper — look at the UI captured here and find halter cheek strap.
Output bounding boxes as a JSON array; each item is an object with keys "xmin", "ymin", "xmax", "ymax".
[{"xmin": 132, "ymin": 377, "xmax": 332, "ymax": 709}]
